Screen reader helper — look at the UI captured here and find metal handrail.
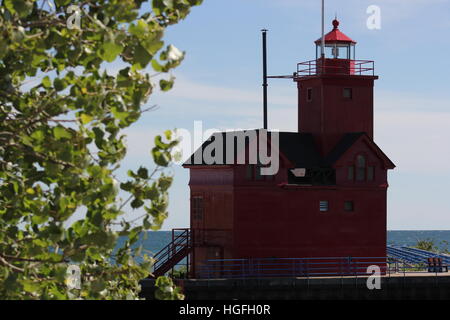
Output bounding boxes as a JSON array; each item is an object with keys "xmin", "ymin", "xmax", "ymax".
[
  {"xmin": 153, "ymin": 229, "xmax": 190, "ymax": 270},
  {"xmin": 296, "ymin": 59, "xmax": 375, "ymax": 77},
  {"xmin": 196, "ymin": 256, "xmax": 447, "ymax": 279}
]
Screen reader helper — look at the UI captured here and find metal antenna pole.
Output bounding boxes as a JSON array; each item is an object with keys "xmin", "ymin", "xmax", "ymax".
[
  {"xmin": 262, "ymin": 29, "xmax": 268, "ymax": 130},
  {"xmin": 321, "ymin": 0, "xmax": 325, "ymax": 58}
]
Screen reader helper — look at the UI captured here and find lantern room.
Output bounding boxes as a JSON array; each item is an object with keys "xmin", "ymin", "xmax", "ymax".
[{"xmin": 315, "ymin": 19, "xmax": 356, "ymax": 60}]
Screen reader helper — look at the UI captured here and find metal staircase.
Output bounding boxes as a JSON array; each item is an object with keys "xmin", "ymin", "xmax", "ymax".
[{"xmin": 152, "ymin": 228, "xmax": 191, "ymax": 277}]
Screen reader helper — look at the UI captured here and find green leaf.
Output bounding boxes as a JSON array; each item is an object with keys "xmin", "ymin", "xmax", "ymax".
[
  {"xmin": 55, "ymin": 0, "xmax": 71, "ymax": 7},
  {"xmin": 137, "ymin": 167, "xmax": 149, "ymax": 179},
  {"xmin": 129, "ymin": 20, "xmax": 148, "ymax": 38},
  {"xmin": 151, "ymin": 59, "xmax": 163, "ymax": 72},
  {"xmin": 111, "ymin": 107, "xmax": 129, "ymax": 122},
  {"xmin": 158, "ymin": 176, "xmax": 173, "ymax": 191},
  {"xmin": 5, "ymin": 0, "xmax": 34, "ymax": 18},
  {"xmin": 21, "ymin": 280, "xmax": 41, "ymax": 294},
  {"xmin": 98, "ymin": 41, "xmax": 123, "ymax": 62},
  {"xmin": 31, "ymin": 129, "xmax": 45, "ymax": 142},
  {"xmin": 141, "ymin": 39, "xmax": 164, "ymax": 56},
  {"xmin": 152, "ymin": 149, "xmax": 170, "ymax": 167},
  {"xmin": 42, "ymin": 76, "xmax": 52, "ymax": 88},
  {"xmin": 120, "ymin": 181, "xmax": 133, "ymax": 191},
  {"xmin": 53, "ymin": 126, "xmax": 72, "ymax": 140},
  {"xmin": 164, "ymin": 130, "xmax": 172, "ymax": 140},
  {"xmin": 130, "ymin": 198, "xmax": 144, "ymax": 209},
  {"xmin": 80, "ymin": 113, "xmax": 93, "ymax": 125},
  {"xmin": 53, "ymin": 78, "xmax": 66, "ymax": 91},
  {"xmin": 132, "ymin": 45, "xmax": 153, "ymax": 70},
  {"xmin": 159, "ymin": 78, "xmax": 175, "ymax": 92}
]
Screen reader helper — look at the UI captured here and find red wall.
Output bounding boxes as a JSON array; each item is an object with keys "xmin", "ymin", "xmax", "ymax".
[
  {"xmin": 232, "ymin": 186, "xmax": 387, "ymax": 259},
  {"xmin": 187, "ymin": 137, "xmax": 390, "ymax": 276},
  {"xmin": 297, "ymin": 75, "xmax": 377, "ymax": 155}
]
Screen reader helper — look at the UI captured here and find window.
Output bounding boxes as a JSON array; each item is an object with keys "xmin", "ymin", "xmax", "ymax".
[
  {"xmin": 192, "ymin": 196, "xmax": 204, "ymax": 220},
  {"xmin": 347, "ymin": 166, "xmax": 354, "ymax": 180},
  {"xmin": 368, "ymin": 166, "xmax": 375, "ymax": 181},
  {"xmin": 356, "ymin": 155, "xmax": 366, "ymax": 181},
  {"xmin": 349, "ymin": 155, "xmax": 374, "ymax": 183},
  {"xmin": 307, "ymin": 88, "xmax": 313, "ymax": 102},
  {"xmin": 319, "ymin": 201, "xmax": 329, "ymax": 212},
  {"xmin": 344, "ymin": 201, "xmax": 354, "ymax": 212},
  {"xmin": 343, "ymin": 88, "xmax": 353, "ymax": 99}
]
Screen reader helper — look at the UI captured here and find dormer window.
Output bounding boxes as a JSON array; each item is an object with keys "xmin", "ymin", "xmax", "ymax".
[
  {"xmin": 356, "ymin": 155, "xmax": 366, "ymax": 181},
  {"xmin": 348, "ymin": 154, "xmax": 375, "ymax": 183}
]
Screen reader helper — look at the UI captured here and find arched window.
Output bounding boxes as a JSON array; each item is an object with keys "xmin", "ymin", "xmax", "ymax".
[{"xmin": 356, "ymin": 155, "xmax": 366, "ymax": 181}]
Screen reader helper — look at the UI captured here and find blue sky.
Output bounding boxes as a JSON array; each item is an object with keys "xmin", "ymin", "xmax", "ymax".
[{"xmin": 110, "ymin": 0, "xmax": 450, "ymax": 230}]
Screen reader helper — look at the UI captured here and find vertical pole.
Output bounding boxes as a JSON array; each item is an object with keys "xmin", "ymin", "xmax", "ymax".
[
  {"xmin": 191, "ymin": 229, "xmax": 195, "ymax": 278},
  {"xmin": 321, "ymin": 0, "xmax": 325, "ymax": 58},
  {"xmin": 261, "ymin": 29, "xmax": 268, "ymax": 130}
]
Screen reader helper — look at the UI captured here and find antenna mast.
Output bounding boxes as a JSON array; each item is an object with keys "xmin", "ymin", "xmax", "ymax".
[
  {"xmin": 262, "ymin": 29, "xmax": 268, "ymax": 130},
  {"xmin": 321, "ymin": 0, "xmax": 325, "ymax": 58}
]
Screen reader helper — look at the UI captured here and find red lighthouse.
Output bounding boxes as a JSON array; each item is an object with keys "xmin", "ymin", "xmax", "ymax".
[
  {"xmin": 299, "ymin": 19, "xmax": 377, "ymax": 155},
  {"xmin": 152, "ymin": 20, "xmax": 395, "ymax": 279}
]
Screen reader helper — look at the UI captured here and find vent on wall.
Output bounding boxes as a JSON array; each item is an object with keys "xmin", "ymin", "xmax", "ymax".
[{"xmin": 320, "ymin": 200, "xmax": 329, "ymax": 212}]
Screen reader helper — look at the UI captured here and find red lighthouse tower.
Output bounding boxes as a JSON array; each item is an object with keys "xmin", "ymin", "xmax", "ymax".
[
  {"xmin": 152, "ymin": 20, "xmax": 395, "ymax": 279},
  {"xmin": 297, "ymin": 19, "xmax": 377, "ymax": 155}
]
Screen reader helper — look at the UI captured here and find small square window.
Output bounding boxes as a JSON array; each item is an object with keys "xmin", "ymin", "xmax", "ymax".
[
  {"xmin": 343, "ymin": 88, "xmax": 353, "ymax": 99},
  {"xmin": 319, "ymin": 200, "xmax": 329, "ymax": 212},
  {"xmin": 344, "ymin": 201, "xmax": 354, "ymax": 212},
  {"xmin": 307, "ymin": 88, "xmax": 313, "ymax": 102}
]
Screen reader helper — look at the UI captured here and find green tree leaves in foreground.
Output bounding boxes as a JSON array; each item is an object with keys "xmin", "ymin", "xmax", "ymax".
[{"xmin": 0, "ymin": 0, "xmax": 202, "ymax": 299}]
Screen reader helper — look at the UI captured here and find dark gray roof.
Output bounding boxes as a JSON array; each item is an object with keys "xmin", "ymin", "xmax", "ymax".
[
  {"xmin": 183, "ymin": 129, "xmax": 392, "ymax": 169},
  {"xmin": 323, "ymin": 132, "xmax": 365, "ymax": 165},
  {"xmin": 183, "ymin": 130, "xmax": 322, "ymax": 168}
]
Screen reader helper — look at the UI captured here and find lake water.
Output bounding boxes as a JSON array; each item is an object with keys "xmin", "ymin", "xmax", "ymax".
[{"xmin": 119, "ymin": 230, "xmax": 450, "ymax": 258}]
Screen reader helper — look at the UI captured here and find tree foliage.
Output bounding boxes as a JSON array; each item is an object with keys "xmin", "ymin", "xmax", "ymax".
[
  {"xmin": 414, "ymin": 239, "xmax": 450, "ymax": 254},
  {"xmin": 0, "ymin": 0, "xmax": 202, "ymax": 299}
]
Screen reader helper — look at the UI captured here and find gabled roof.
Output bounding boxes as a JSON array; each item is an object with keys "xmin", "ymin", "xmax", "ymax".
[
  {"xmin": 323, "ymin": 132, "xmax": 365, "ymax": 165},
  {"xmin": 183, "ymin": 129, "xmax": 395, "ymax": 170},
  {"xmin": 315, "ymin": 19, "xmax": 356, "ymax": 45},
  {"xmin": 325, "ymin": 132, "xmax": 396, "ymax": 169},
  {"xmin": 183, "ymin": 130, "xmax": 322, "ymax": 168}
]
